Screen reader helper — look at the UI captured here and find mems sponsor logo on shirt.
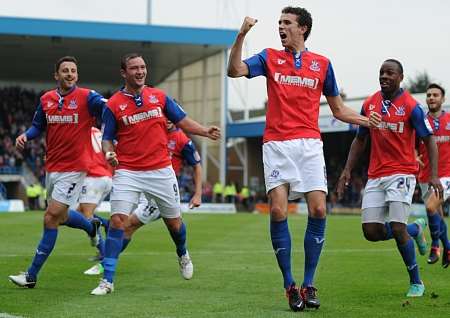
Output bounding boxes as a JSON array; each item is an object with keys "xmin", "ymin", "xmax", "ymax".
[
  {"xmin": 121, "ymin": 107, "xmax": 163, "ymax": 125},
  {"xmin": 46, "ymin": 113, "xmax": 79, "ymax": 124},
  {"xmin": 435, "ymin": 135, "xmax": 450, "ymax": 143},
  {"xmin": 377, "ymin": 121, "xmax": 405, "ymax": 133},
  {"xmin": 273, "ymin": 72, "xmax": 319, "ymax": 89}
]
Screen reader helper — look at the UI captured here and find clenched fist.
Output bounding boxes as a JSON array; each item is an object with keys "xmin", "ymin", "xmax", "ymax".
[{"xmin": 239, "ymin": 16, "xmax": 258, "ymax": 36}]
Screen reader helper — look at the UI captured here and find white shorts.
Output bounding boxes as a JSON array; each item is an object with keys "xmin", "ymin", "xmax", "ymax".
[
  {"xmin": 361, "ymin": 174, "xmax": 416, "ymax": 224},
  {"xmin": 263, "ymin": 138, "xmax": 327, "ymax": 200},
  {"xmin": 46, "ymin": 171, "xmax": 86, "ymax": 207},
  {"xmin": 78, "ymin": 176, "xmax": 112, "ymax": 205},
  {"xmin": 419, "ymin": 177, "xmax": 450, "ymax": 202},
  {"xmin": 133, "ymin": 194, "xmax": 161, "ymax": 225},
  {"xmin": 110, "ymin": 167, "xmax": 180, "ymax": 218}
]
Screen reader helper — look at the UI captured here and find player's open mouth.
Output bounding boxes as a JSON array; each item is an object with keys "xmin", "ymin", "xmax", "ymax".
[{"xmin": 280, "ymin": 33, "xmax": 287, "ymax": 40}]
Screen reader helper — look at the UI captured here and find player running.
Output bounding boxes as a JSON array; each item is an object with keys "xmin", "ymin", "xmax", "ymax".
[
  {"xmin": 416, "ymin": 83, "xmax": 450, "ymax": 267},
  {"xmin": 9, "ymin": 56, "xmax": 105, "ymax": 288},
  {"xmin": 90, "ymin": 53, "xmax": 220, "ymax": 295},
  {"xmin": 337, "ymin": 59, "xmax": 443, "ymax": 297}
]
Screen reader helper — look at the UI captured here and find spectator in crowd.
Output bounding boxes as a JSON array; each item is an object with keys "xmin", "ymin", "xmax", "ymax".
[
  {"xmin": 202, "ymin": 181, "xmax": 213, "ymax": 203},
  {"xmin": 213, "ymin": 181, "xmax": 223, "ymax": 203},
  {"xmin": 224, "ymin": 182, "xmax": 237, "ymax": 203}
]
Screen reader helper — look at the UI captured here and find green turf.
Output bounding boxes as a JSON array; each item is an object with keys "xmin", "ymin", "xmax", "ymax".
[{"xmin": 0, "ymin": 212, "xmax": 449, "ymax": 317}]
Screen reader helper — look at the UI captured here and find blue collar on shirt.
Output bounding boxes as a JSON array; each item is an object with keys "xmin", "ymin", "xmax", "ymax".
[
  {"xmin": 380, "ymin": 88, "xmax": 404, "ymax": 116},
  {"xmin": 428, "ymin": 110, "xmax": 445, "ymax": 131},
  {"xmin": 55, "ymin": 85, "xmax": 77, "ymax": 110},
  {"xmin": 120, "ymin": 86, "xmax": 145, "ymax": 107},
  {"xmin": 284, "ymin": 48, "xmax": 308, "ymax": 69}
]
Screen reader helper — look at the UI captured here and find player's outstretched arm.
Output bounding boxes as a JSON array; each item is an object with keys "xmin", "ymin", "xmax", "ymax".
[
  {"xmin": 336, "ymin": 134, "xmax": 367, "ymax": 199},
  {"xmin": 326, "ymin": 95, "xmax": 381, "ymax": 128},
  {"xmin": 176, "ymin": 117, "xmax": 221, "ymax": 140},
  {"xmin": 16, "ymin": 103, "xmax": 47, "ymax": 151},
  {"xmin": 189, "ymin": 163, "xmax": 203, "ymax": 209},
  {"xmin": 227, "ymin": 17, "xmax": 257, "ymax": 78},
  {"xmin": 422, "ymin": 135, "xmax": 444, "ymax": 200}
]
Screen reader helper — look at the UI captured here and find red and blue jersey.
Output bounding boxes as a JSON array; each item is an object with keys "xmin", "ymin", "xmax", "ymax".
[
  {"xmin": 87, "ymin": 127, "xmax": 113, "ymax": 177},
  {"xmin": 25, "ymin": 86, "xmax": 106, "ymax": 172},
  {"xmin": 167, "ymin": 128, "xmax": 201, "ymax": 176},
  {"xmin": 244, "ymin": 48, "xmax": 339, "ymax": 142},
  {"xmin": 358, "ymin": 89, "xmax": 432, "ymax": 179},
  {"xmin": 418, "ymin": 111, "xmax": 450, "ymax": 182},
  {"xmin": 102, "ymin": 86, "xmax": 186, "ymax": 171}
]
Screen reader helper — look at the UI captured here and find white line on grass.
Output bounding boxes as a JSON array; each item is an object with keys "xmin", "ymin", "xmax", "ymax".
[
  {"xmin": 0, "ymin": 248, "xmax": 396, "ymax": 258},
  {"xmin": 0, "ymin": 313, "xmax": 24, "ymax": 318}
]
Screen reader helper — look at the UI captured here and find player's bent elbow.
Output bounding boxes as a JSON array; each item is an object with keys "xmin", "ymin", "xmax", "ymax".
[
  {"xmin": 227, "ymin": 68, "xmax": 240, "ymax": 78},
  {"xmin": 227, "ymin": 65, "xmax": 247, "ymax": 78}
]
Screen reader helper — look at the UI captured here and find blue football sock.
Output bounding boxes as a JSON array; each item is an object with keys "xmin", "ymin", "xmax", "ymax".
[
  {"xmin": 27, "ymin": 228, "xmax": 58, "ymax": 279},
  {"xmin": 383, "ymin": 222, "xmax": 393, "ymax": 240},
  {"xmin": 270, "ymin": 219, "xmax": 294, "ymax": 289},
  {"xmin": 397, "ymin": 239, "xmax": 421, "ymax": 284},
  {"xmin": 385, "ymin": 222, "xmax": 419, "ymax": 239},
  {"xmin": 169, "ymin": 222, "xmax": 187, "ymax": 257},
  {"xmin": 439, "ymin": 219, "xmax": 450, "ymax": 250},
  {"xmin": 94, "ymin": 213, "xmax": 110, "ymax": 229},
  {"xmin": 62, "ymin": 209, "xmax": 94, "ymax": 236},
  {"xmin": 96, "ymin": 231, "xmax": 105, "ymax": 261},
  {"xmin": 303, "ymin": 217, "xmax": 326, "ymax": 287},
  {"xmin": 102, "ymin": 227, "xmax": 124, "ymax": 283},
  {"xmin": 407, "ymin": 223, "xmax": 419, "ymax": 238},
  {"xmin": 121, "ymin": 238, "xmax": 131, "ymax": 253},
  {"xmin": 427, "ymin": 212, "xmax": 441, "ymax": 248}
]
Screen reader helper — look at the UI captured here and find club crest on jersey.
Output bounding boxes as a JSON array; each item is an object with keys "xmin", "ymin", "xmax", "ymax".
[
  {"xmin": 46, "ymin": 101, "xmax": 54, "ymax": 109},
  {"xmin": 277, "ymin": 59, "xmax": 286, "ymax": 65},
  {"xmin": 309, "ymin": 60, "xmax": 320, "ymax": 72},
  {"xmin": 270, "ymin": 169, "xmax": 280, "ymax": 178},
  {"xmin": 369, "ymin": 104, "xmax": 376, "ymax": 110},
  {"xmin": 445, "ymin": 123, "xmax": 450, "ymax": 130},
  {"xmin": 168, "ymin": 140, "xmax": 176, "ymax": 150},
  {"xmin": 119, "ymin": 104, "xmax": 128, "ymax": 111},
  {"xmin": 149, "ymin": 94, "xmax": 159, "ymax": 104},
  {"xmin": 395, "ymin": 106, "xmax": 405, "ymax": 116},
  {"xmin": 68, "ymin": 99, "xmax": 78, "ymax": 109}
]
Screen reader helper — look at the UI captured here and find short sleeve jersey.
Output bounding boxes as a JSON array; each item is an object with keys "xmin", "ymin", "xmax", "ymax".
[
  {"xmin": 103, "ymin": 86, "xmax": 186, "ymax": 171},
  {"xmin": 87, "ymin": 127, "xmax": 113, "ymax": 177},
  {"xmin": 36, "ymin": 87, "xmax": 105, "ymax": 172},
  {"xmin": 358, "ymin": 90, "xmax": 432, "ymax": 178},
  {"xmin": 417, "ymin": 111, "xmax": 450, "ymax": 182},
  {"xmin": 167, "ymin": 128, "xmax": 201, "ymax": 176},
  {"xmin": 244, "ymin": 48, "xmax": 339, "ymax": 142}
]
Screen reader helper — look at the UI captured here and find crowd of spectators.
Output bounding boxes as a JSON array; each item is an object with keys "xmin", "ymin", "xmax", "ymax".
[{"xmin": 0, "ymin": 87, "xmax": 45, "ymax": 179}]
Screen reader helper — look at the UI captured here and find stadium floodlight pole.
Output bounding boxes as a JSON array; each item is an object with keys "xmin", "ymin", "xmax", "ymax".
[
  {"xmin": 201, "ymin": 58, "xmax": 208, "ymax": 182},
  {"xmin": 147, "ymin": 0, "xmax": 152, "ymax": 25},
  {"xmin": 219, "ymin": 49, "xmax": 227, "ymax": 186}
]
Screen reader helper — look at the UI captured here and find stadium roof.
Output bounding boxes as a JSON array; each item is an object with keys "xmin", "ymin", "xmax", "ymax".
[{"xmin": 0, "ymin": 17, "xmax": 237, "ymax": 87}]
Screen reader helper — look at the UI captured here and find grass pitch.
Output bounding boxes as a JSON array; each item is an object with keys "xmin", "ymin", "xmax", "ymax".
[{"xmin": 0, "ymin": 212, "xmax": 449, "ymax": 317}]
